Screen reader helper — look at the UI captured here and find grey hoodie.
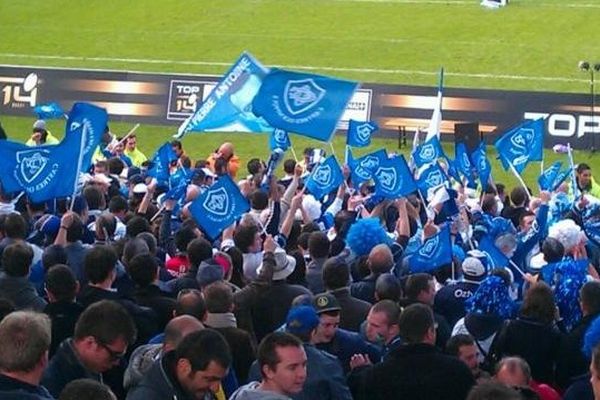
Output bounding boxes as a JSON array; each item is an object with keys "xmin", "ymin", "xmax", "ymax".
[
  {"xmin": 229, "ymin": 382, "xmax": 292, "ymax": 400},
  {"xmin": 123, "ymin": 344, "xmax": 162, "ymax": 390}
]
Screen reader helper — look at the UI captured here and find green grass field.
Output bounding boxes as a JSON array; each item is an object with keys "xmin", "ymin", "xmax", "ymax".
[{"xmin": 1, "ymin": 0, "xmax": 600, "ymax": 188}]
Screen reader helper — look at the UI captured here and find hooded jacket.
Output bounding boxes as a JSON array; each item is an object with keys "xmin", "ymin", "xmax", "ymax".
[{"xmin": 229, "ymin": 382, "xmax": 291, "ymax": 400}]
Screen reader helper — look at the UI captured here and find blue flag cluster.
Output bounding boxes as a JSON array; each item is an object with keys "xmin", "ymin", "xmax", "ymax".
[
  {"xmin": 372, "ymin": 155, "xmax": 417, "ymax": 199},
  {"xmin": 33, "ymin": 102, "xmax": 66, "ymax": 120},
  {"xmin": 148, "ymin": 142, "xmax": 178, "ymax": 183},
  {"xmin": 347, "ymin": 148, "xmax": 387, "ymax": 186},
  {"xmin": 189, "ymin": 175, "xmax": 250, "ymax": 240},
  {"xmin": 253, "ymin": 68, "xmax": 358, "ymax": 142},
  {"xmin": 495, "ymin": 118, "xmax": 544, "ymax": 174},
  {"xmin": 304, "ymin": 155, "xmax": 344, "ymax": 200},
  {"xmin": 0, "ymin": 102, "xmax": 108, "ymax": 203},
  {"xmin": 416, "ymin": 163, "xmax": 449, "ymax": 198},
  {"xmin": 346, "ymin": 119, "xmax": 378, "ymax": 147},
  {"xmin": 538, "ymin": 161, "xmax": 571, "ymax": 192},
  {"xmin": 409, "ymin": 225, "xmax": 453, "ymax": 273}
]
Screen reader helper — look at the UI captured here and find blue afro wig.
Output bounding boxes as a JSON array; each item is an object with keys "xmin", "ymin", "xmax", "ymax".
[{"xmin": 346, "ymin": 217, "xmax": 392, "ymax": 257}]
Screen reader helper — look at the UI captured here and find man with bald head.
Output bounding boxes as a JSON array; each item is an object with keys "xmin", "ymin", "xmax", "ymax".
[
  {"xmin": 207, "ymin": 142, "xmax": 240, "ymax": 178},
  {"xmin": 124, "ymin": 315, "xmax": 204, "ymax": 390},
  {"xmin": 351, "ymin": 244, "xmax": 394, "ymax": 304}
]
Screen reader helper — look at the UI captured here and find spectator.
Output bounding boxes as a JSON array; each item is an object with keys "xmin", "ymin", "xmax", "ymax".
[
  {"xmin": 0, "ymin": 241, "xmax": 46, "ymax": 311},
  {"xmin": 123, "ymin": 134, "xmax": 147, "ymax": 167},
  {"xmin": 59, "ymin": 379, "xmax": 116, "ymax": 400},
  {"xmin": 305, "ymin": 232, "xmax": 330, "ymax": 294},
  {"xmin": 446, "ymin": 334, "xmax": 490, "ymax": 383},
  {"xmin": 350, "ymin": 244, "xmax": 394, "ymax": 304},
  {"xmin": 495, "ymin": 357, "xmax": 560, "ymax": 400}
]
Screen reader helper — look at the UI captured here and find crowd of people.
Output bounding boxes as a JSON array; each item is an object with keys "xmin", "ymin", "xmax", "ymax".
[{"xmin": 2, "ymin": 118, "xmax": 600, "ymax": 400}]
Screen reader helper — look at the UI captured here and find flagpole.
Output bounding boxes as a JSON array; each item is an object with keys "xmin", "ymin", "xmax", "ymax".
[
  {"xmin": 116, "ymin": 123, "xmax": 141, "ymax": 147},
  {"xmin": 567, "ymin": 143, "xmax": 579, "ymax": 199},
  {"xmin": 70, "ymin": 123, "xmax": 87, "ymax": 211},
  {"xmin": 289, "ymin": 146, "xmax": 299, "ymax": 163},
  {"xmin": 507, "ymin": 162, "xmax": 530, "ymax": 201}
]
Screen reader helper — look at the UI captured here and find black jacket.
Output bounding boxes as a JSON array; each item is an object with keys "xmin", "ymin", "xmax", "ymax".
[
  {"xmin": 0, "ymin": 374, "xmax": 53, "ymax": 400},
  {"xmin": 329, "ymin": 287, "xmax": 371, "ymax": 332},
  {"xmin": 488, "ymin": 317, "xmax": 563, "ymax": 384},
  {"xmin": 133, "ymin": 285, "xmax": 176, "ymax": 331},
  {"xmin": 349, "ymin": 343, "xmax": 475, "ymax": 400},
  {"xmin": 43, "ymin": 301, "xmax": 84, "ymax": 357}
]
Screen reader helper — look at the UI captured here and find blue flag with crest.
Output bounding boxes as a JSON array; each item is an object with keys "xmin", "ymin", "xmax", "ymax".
[
  {"xmin": 305, "ymin": 155, "xmax": 344, "ymax": 200},
  {"xmin": 252, "ymin": 68, "xmax": 359, "ymax": 142},
  {"xmin": 65, "ymin": 102, "xmax": 107, "ymax": 173},
  {"xmin": 0, "ymin": 102, "xmax": 109, "ymax": 202},
  {"xmin": 33, "ymin": 102, "xmax": 65, "ymax": 120},
  {"xmin": 347, "ymin": 119, "xmax": 378, "ymax": 147},
  {"xmin": 148, "ymin": 142, "xmax": 178, "ymax": 183},
  {"xmin": 373, "ymin": 155, "xmax": 417, "ymax": 199},
  {"xmin": 478, "ymin": 235, "xmax": 509, "ymax": 268},
  {"xmin": 455, "ymin": 142, "xmax": 476, "ymax": 187},
  {"xmin": 409, "ymin": 225, "xmax": 453, "ymax": 273},
  {"xmin": 175, "ymin": 52, "xmax": 272, "ymax": 138},
  {"xmin": 470, "ymin": 142, "xmax": 492, "ymax": 191},
  {"xmin": 417, "ymin": 163, "xmax": 449, "ymax": 199},
  {"xmin": 538, "ymin": 161, "xmax": 562, "ymax": 191},
  {"xmin": 269, "ymin": 128, "xmax": 291, "ymax": 151},
  {"xmin": 495, "ymin": 118, "xmax": 544, "ymax": 174},
  {"xmin": 189, "ymin": 175, "xmax": 250, "ymax": 240},
  {"xmin": 347, "ymin": 148, "xmax": 388, "ymax": 186},
  {"xmin": 412, "ymin": 136, "xmax": 444, "ymax": 169}
]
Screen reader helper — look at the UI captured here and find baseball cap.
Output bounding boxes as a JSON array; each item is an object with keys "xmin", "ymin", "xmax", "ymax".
[
  {"xmin": 462, "ymin": 257, "xmax": 486, "ymax": 282},
  {"xmin": 285, "ymin": 306, "xmax": 319, "ymax": 335},
  {"xmin": 132, "ymin": 183, "xmax": 148, "ymax": 195},
  {"xmin": 313, "ymin": 293, "xmax": 341, "ymax": 314}
]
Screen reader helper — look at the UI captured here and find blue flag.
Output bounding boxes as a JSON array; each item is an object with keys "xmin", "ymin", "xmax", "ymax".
[
  {"xmin": 33, "ymin": 102, "xmax": 65, "ymax": 120},
  {"xmin": 269, "ymin": 128, "xmax": 291, "ymax": 151},
  {"xmin": 252, "ymin": 68, "xmax": 359, "ymax": 142},
  {"xmin": 495, "ymin": 118, "xmax": 544, "ymax": 174},
  {"xmin": 412, "ymin": 136, "xmax": 444, "ymax": 169},
  {"xmin": 538, "ymin": 161, "xmax": 562, "ymax": 191},
  {"xmin": 470, "ymin": 142, "xmax": 492, "ymax": 191},
  {"xmin": 65, "ymin": 102, "xmax": 108, "ymax": 173},
  {"xmin": 455, "ymin": 142, "xmax": 476, "ymax": 186},
  {"xmin": 305, "ymin": 155, "xmax": 344, "ymax": 200},
  {"xmin": 373, "ymin": 155, "xmax": 417, "ymax": 199},
  {"xmin": 347, "ymin": 119, "xmax": 378, "ymax": 147},
  {"xmin": 347, "ymin": 148, "xmax": 388, "ymax": 186},
  {"xmin": 176, "ymin": 52, "xmax": 272, "ymax": 138},
  {"xmin": 409, "ymin": 225, "xmax": 453, "ymax": 273},
  {"xmin": 552, "ymin": 167, "xmax": 572, "ymax": 192},
  {"xmin": 0, "ymin": 124, "xmax": 91, "ymax": 203},
  {"xmin": 417, "ymin": 163, "xmax": 449, "ymax": 199},
  {"xmin": 148, "ymin": 142, "xmax": 178, "ymax": 183},
  {"xmin": 189, "ymin": 175, "xmax": 250, "ymax": 240},
  {"xmin": 478, "ymin": 235, "xmax": 509, "ymax": 268}
]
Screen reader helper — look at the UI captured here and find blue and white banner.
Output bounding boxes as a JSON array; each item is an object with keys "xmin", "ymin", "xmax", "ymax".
[
  {"xmin": 470, "ymin": 142, "xmax": 492, "ymax": 191},
  {"xmin": 175, "ymin": 52, "xmax": 271, "ymax": 138},
  {"xmin": 347, "ymin": 148, "xmax": 388, "ymax": 186},
  {"xmin": 478, "ymin": 235, "xmax": 509, "ymax": 268},
  {"xmin": 346, "ymin": 119, "xmax": 378, "ymax": 147},
  {"xmin": 65, "ymin": 102, "xmax": 108, "ymax": 173},
  {"xmin": 269, "ymin": 128, "xmax": 291, "ymax": 151},
  {"xmin": 409, "ymin": 224, "xmax": 453, "ymax": 273},
  {"xmin": 495, "ymin": 118, "xmax": 544, "ymax": 174},
  {"xmin": 373, "ymin": 155, "xmax": 417, "ymax": 199},
  {"xmin": 304, "ymin": 155, "xmax": 344, "ymax": 200},
  {"xmin": 33, "ymin": 102, "xmax": 65, "ymax": 120},
  {"xmin": 412, "ymin": 135, "xmax": 444, "ymax": 169},
  {"xmin": 148, "ymin": 142, "xmax": 178, "ymax": 183},
  {"xmin": 455, "ymin": 142, "xmax": 476, "ymax": 186},
  {"xmin": 416, "ymin": 163, "xmax": 449, "ymax": 199},
  {"xmin": 252, "ymin": 68, "xmax": 359, "ymax": 142},
  {"xmin": 189, "ymin": 175, "xmax": 250, "ymax": 240}
]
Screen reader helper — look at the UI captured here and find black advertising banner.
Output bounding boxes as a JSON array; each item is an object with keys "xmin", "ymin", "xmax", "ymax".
[{"xmin": 0, "ymin": 65, "xmax": 597, "ymax": 149}]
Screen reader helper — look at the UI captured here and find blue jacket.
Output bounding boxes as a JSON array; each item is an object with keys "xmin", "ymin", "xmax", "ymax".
[
  {"xmin": 316, "ymin": 328, "xmax": 382, "ymax": 373},
  {"xmin": 0, "ymin": 374, "xmax": 53, "ymax": 400},
  {"xmin": 434, "ymin": 281, "xmax": 480, "ymax": 327}
]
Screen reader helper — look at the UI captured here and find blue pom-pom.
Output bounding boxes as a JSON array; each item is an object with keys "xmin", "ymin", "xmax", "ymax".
[
  {"xmin": 466, "ymin": 275, "xmax": 515, "ymax": 319},
  {"xmin": 346, "ymin": 218, "xmax": 391, "ymax": 257}
]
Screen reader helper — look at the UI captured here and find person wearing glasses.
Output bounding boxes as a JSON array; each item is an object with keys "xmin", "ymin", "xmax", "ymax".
[{"xmin": 41, "ymin": 300, "xmax": 137, "ymax": 398}]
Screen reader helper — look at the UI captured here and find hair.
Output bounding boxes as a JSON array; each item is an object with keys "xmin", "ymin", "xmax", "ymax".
[
  {"xmin": 4, "ymin": 213, "xmax": 27, "ymax": 239},
  {"xmin": 510, "ymin": 187, "xmax": 528, "ymax": 207},
  {"xmin": 249, "ymin": 190, "xmax": 269, "ymax": 211},
  {"xmin": 577, "ymin": 162, "xmax": 591, "ymax": 174},
  {"xmin": 108, "ymin": 196, "xmax": 128, "ymax": 214},
  {"xmin": 375, "ymin": 273, "xmax": 402, "ymax": 302},
  {"xmin": 66, "ymin": 213, "xmax": 84, "ymax": 243},
  {"xmin": 136, "ymin": 232, "xmax": 157, "ymax": 255},
  {"xmin": 175, "ymin": 329, "xmax": 231, "ymax": 371},
  {"xmin": 107, "ymin": 157, "xmax": 124, "ymax": 175},
  {"xmin": 41, "ymin": 244, "xmax": 67, "ymax": 272},
  {"xmin": 307, "ymin": 232, "xmax": 330, "ymax": 259},
  {"xmin": 368, "ymin": 244, "xmax": 394, "ymax": 274},
  {"xmin": 518, "ymin": 210, "xmax": 535, "ymax": 227},
  {"xmin": 520, "ymin": 281, "xmax": 556, "ymax": 325},
  {"xmin": 126, "ymin": 216, "xmax": 150, "ymax": 238},
  {"xmin": 128, "ymin": 253, "xmax": 158, "ymax": 287},
  {"xmin": 175, "ymin": 225, "xmax": 197, "ymax": 253},
  {"xmin": 46, "ymin": 265, "xmax": 78, "ymax": 302},
  {"xmin": 176, "ymin": 289, "xmax": 207, "ymax": 320},
  {"xmin": 94, "ymin": 160, "xmax": 108, "ymax": 171},
  {"xmin": 466, "ymin": 382, "xmax": 523, "ymax": 400},
  {"xmin": 481, "ymin": 194, "xmax": 497, "ymax": 215},
  {"xmin": 95, "ymin": 214, "xmax": 117, "ymax": 242},
  {"xmin": 283, "ymin": 159, "xmax": 296, "ymax": 174},
  {"xmin": 258, "ymin": 331, "xmax": 304, "ymax": 378},
  {"xmin": 2, "ymin": 242, "xmax": 33, "ymax": 277},
  {"xmin": 74, "ymin": 300, "xmax": 137, "ymax": 345},
  {"xmin": 371, "ymin": 300, "xmax": 401, "ymax": 328},
  {"xmin": 171, "ymin": 140, "xmax": 183, "ymax": 151},
  {"xmin": 187, "ymin": 238, "xmax": 214, "ymax": 270},
  {"xmin": 59, "ymin": 379, "xmax": 115, "ymax": 400},
  {"xmin": 322, "ymin": 257, "xmax": 350, "ymax": 290},
  {"xmin": 446, "ymin": 334, "xmax": 475, "ymax": 357},
  {"xmin": 0, "ymin": 311, "xmax": 51, "ymax": 372},
  {"xmin": 203, "ymin": 281, "xmax": 234, "ymax": 314},
  {"xmin": 496, "ymin": 356, "xmax": 532, "ymax": 382},
  {"xmin": 122, "ymin": 238, "xmax": 150, "ymax": 267},
  {"xmin": 490, "ymin": 268, "xmax": 512, "ymax": 286},
  {"xmin": 83, "ymin": 185, "xmax": 106, "ymax": 210},
  {"xmin": 581, "ymin": 281, "xmax": 600, "ymax": 316},
  {"xmin": 541, "ymin": 237, "xmax": 564, "ymax": 264},
  {"xmin": 404, "ymin": 273, "xmax": 434, "ymax": 301},
  {"xmin": 84, "ymin": 245, "xmax": 118, "ymax": 284},
  {"xmin": 234, "ymin": 224, "xmax": 259, "ymax": 253},
  {"xmin": 398, "ymin": 303, "xmax": 435, "ymax": 344},
  {"xmin": 247, "ymin": 158, "xmax": 262, "ymax": 175}
]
